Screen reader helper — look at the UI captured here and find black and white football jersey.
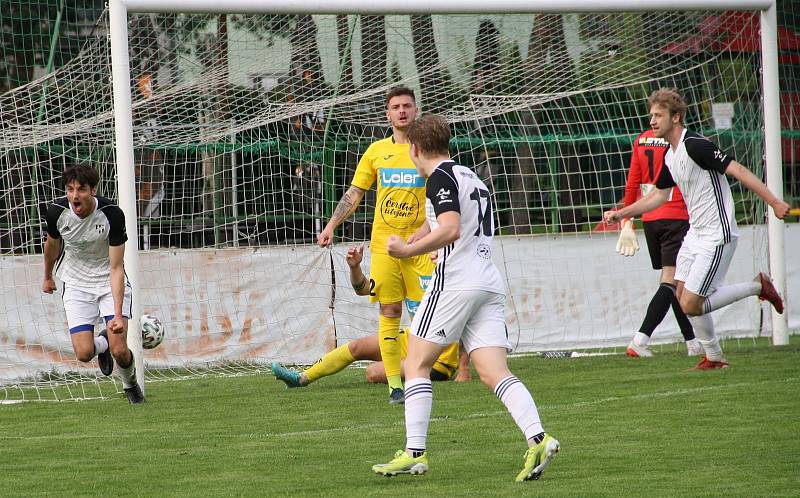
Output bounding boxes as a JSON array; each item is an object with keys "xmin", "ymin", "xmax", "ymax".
[
  {"xmin": 656, "ymin": 129, "xmax": 738, "ymax": 244},
  {"xmin": 45, "ymin": 196, "xmax": 128, "ymax": 288},
  {"xmin": 424, "ymin": 161, "xmax": 504, "ymax": 294}
]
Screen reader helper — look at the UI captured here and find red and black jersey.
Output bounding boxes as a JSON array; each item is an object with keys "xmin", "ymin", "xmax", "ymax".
[{"xmin": 623, "ymin": 129, "xmax": 689, "ymax": 222}]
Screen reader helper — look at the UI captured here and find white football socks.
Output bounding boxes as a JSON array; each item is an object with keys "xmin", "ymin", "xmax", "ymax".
[
  {"xmin": 404, "ymin": 377, "xmax": 433, "ymax": 452},
  {"xmin": 494, "ymin": 376, "xmax": 543, "ymax": 442},
  {"xmin": 633, "ymin": 332, "xmax": 650, "ymax": 347},
  {"xmin": 93, "ymin": 334, "xmax": 108, "ymax": 356},
  {"xmin": 703, "ymin": 281, "xmax": 760, "ymax": 314},
  {"xmin": 688, "ymin": 314, "xmax": 724, "ymax": 361},
  {"xmin": 118, "ymin": 351, "xmax": 137, "ymax": 388}
]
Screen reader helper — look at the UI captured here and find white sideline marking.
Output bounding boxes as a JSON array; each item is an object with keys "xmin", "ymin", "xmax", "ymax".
[{"xmin": 1, "ymin": 376, "xmax": 796, "ymax": 442}]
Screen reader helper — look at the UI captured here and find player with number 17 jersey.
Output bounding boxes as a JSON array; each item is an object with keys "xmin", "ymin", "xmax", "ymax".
[{"xmin": 423, "ymin": 161, "xmax": 504, "ymax": 295}]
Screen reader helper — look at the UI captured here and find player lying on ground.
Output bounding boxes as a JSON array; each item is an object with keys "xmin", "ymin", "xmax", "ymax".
[
  {"xmin": 372, "ymin": 113, "xmax": 560, "ymax": 481},
  {"xmin": 604, "ymin": 88, "xmax": 789, "ymax": 370},
  {"xmin": 617, "ymin": 128, "xmax": 701, "ymax": 358},
  {"xmin": 271, "ymin": 244, "xmax": 459, "ymax": 387},
  {"xmin": 42, "ymin": 163, "xmax": 144, "ymax": 403}
]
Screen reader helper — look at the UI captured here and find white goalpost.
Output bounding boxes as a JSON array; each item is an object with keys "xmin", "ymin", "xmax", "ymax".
[
  {"xmin": 111, "ymin": 0, "xmax": 787, "ymax": 378},
  {"xmin": 0, "ymin": 0, "xmax": 789, "ymax": 401}
]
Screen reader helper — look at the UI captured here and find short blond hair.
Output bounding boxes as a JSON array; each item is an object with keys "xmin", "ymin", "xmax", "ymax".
[{"xmin": 648, "ymin": 88, "xmax": 688, "ymax": 124}]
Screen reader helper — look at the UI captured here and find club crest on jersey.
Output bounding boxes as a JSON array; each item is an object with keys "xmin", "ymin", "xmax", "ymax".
[
  {"xmin": 95, "ymin": 224, "xmax": 105, "ymax": 234},
  {"xmin": 477, "ymin": 243, "xmax": 491, "ymax": 259},
  {"xmin": 379, "ymin": 168, "xmax": 425, "ymax": 188}
]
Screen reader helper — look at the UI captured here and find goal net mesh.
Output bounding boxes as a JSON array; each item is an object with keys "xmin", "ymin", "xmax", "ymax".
[{"xmin": 0, "ymin": 7, "xmax": 776, "ymax": 400}]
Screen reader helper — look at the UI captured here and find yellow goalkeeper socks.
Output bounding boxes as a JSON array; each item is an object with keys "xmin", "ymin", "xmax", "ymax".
[
  {"xmin": 378, "ymin": 315, "xmax": 403, "ymax": 391},
  {"xmin": 303, "ymin": 343, "xmax": 356, "ymax": 383}
]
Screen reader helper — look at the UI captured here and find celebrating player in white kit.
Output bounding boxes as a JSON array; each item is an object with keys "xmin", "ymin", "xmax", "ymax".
[
  {"xmin": 372, "ymin": 114, "xmax": 560, "ymax": 482},
  {"xmin": 604, "ymin": 88, "xmax": 789, "ymax": 370},
  {"xmin": 43, "ymin": 164, "xmax": 144, "ymax": 403}
]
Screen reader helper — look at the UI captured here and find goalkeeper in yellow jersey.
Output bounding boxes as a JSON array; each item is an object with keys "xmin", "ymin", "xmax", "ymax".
[
  {"xmin": 271, "ymin": 244, "xmax": 459, "ymax": 387},
  {"xmin": 316, "ymin": 87, "xmax": 431, "ymax": 404}
]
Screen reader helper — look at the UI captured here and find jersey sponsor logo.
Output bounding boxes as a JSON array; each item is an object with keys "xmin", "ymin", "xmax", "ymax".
[
  {"xmin": 434, "ymin": 329, "xmax": 447, "ymax": 338},
  {"xmin": 458, "ymin": 169, "xmax": 476, "ymax": 178},
  {"xmin": 436, "ymin": 188, "xmax": 453, "ymax": 205},
  {"xmin": 404, "ymin": 298, "xmax": 421, "ymax": 319},
  {"xmin": 477, "ymin": 243, "xmax": 491, "ymax": 259},
  {"xmin": 383, "ymin": 154, "xmax": 394, "ymax": 161},
  {"xmin": 379, "ymin": 188, "xmax": 421, "ymax": 229},
  {"xmin": 379, "ymin": 168, "xmax": 425, "ymax": 187},
  {"xmin": 417, "ymin": 275, "xmax": 432, "ymax": 292},
  {"xmin": 639, "ymin": 136, "xmax": 668, "ymax": 147}
]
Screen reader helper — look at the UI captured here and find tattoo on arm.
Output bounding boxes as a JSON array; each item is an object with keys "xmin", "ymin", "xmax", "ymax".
[{"xmin": 331, "ymin": 186, "xmax": 364, "ymax": 224}]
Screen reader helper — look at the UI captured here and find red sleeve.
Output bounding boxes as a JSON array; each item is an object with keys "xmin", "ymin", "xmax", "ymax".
[{"xmin": 622, "ymin": 139, "xmax": 643, "ymax": 208}]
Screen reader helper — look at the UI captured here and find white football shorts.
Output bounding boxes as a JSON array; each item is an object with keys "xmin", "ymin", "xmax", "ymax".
[
  {"xmin": 675, "ymin": 233, "xmax": 737, "ymax": 297},
  {"xmin": 411, "ymin": 289, "xmax": 511, "ymax": 353},
  {"xmin": 62, "ymin": 282, "xmax": 132, "ymax": 333}
]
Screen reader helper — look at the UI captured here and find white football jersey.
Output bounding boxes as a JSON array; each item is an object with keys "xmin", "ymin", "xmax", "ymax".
[
  {"xmin": 656, "ymin": 128, "xmax": 738, "ymax": 244},
  {"xmin": 424, "ymin": 160, "xmax": 504, "ymax": 294},
  {"xmin": 45, "ymin": 196, "xmax": 129, "ymax": 289}
]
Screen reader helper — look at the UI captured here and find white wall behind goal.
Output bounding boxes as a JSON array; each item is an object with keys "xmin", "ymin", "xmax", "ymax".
[
  {"xmin": 1, "ymin": 224, "xmax": 796, "ymax": 381},
  {"xmin": 334, "ymin": 224, "xmax": 798, "ymax": 350}
]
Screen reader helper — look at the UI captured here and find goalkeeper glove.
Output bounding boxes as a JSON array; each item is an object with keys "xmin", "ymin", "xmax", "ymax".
[{"xmin": 616, "ymin": 219, "xmax": 639, "ymax": 257}]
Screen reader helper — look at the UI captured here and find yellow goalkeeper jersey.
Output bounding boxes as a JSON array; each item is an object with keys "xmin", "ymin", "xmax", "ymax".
[{"xmin": 351, "ymin": 136, "xmax": 427, "ymax": 254}]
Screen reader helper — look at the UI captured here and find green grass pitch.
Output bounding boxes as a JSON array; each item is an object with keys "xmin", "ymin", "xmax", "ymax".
[{"xmin": 2, "ymin": 338, "xmax": 799, "ymax": 497}]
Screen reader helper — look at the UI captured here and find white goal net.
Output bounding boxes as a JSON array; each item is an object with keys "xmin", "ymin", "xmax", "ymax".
[{"xmin": 0, "ymin": 6, "xmax": 778, "ymax": 400}]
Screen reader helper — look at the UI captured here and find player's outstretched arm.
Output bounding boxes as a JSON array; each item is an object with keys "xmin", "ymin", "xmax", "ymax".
[
  {"xmin": 318, "ymin": 185, "xmax": 366, "ymax": 247},
  {"xmin": 42, "ymin": 235, "xmax": 60, "ymax": 294},
  {"xmin": 725, "ymin": 161, "xmax": 790, "ymax": 219},
  {"xmin": 604, "ymin": 188, "xmax": 669, "ymax": 225},
  {"xmin": 346, "ymin": 244, "xmax": 370, "ymax": 296},
  {"xmin": 387, "ymin": 211, "xmax": 460, "ymax": 259}
]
